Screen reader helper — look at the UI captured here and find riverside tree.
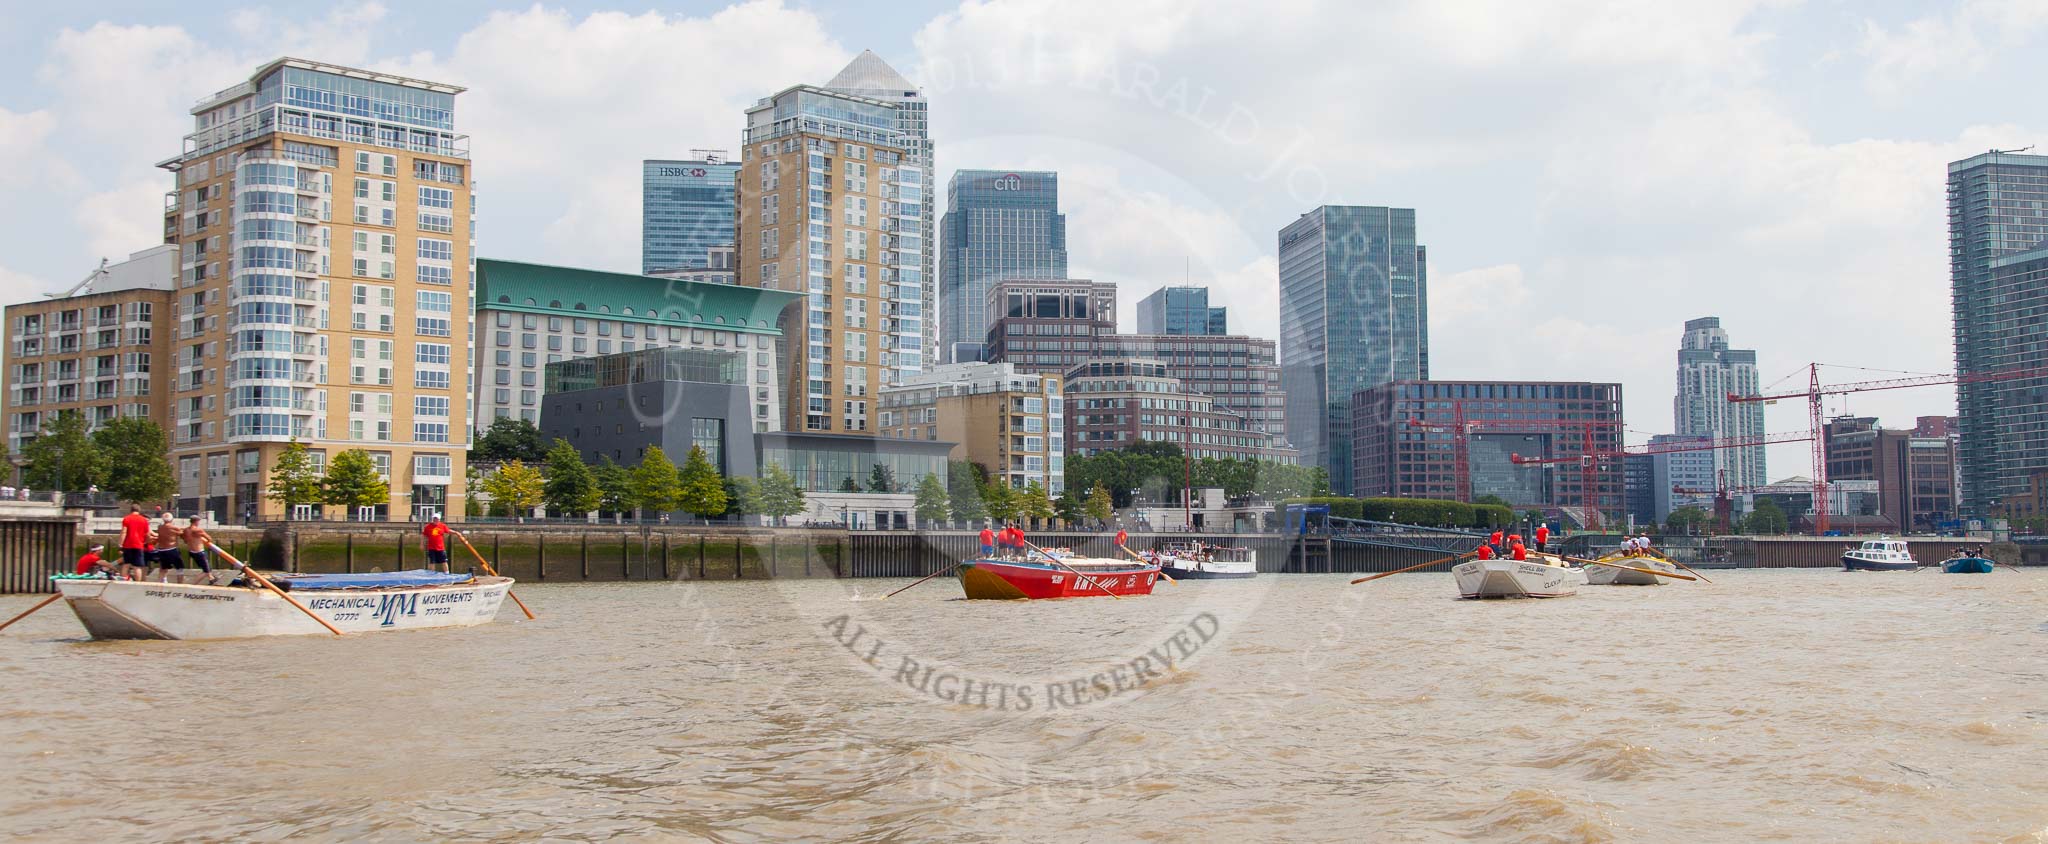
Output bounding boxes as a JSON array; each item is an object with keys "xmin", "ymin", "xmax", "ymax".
[
  {"xmin": 677, "ymin": 445, "xmax": 728, "ymax": 520},
  {"xmin": 982, "ymin": 478, "xmax": 1019, "ymax": 523},
  {"xmin": 913, "ymin": 473, "xmax": 950, "ymax": 525},
  {"xmin": 948, "ymin": 461, "xmax": 989, "ymax": 523},
  {"xmin": 725, "ymin": 476, "xmax": 762, "ymax": 522},
  {"xmin": 1083, "ymin": 482, "xmax": 1114, "ymax": 526},
  {"xmin": 542, "ymin": 438, "xmax": 600, "ymax": 516},
  {"xmin": 868, "ymin": 462, "xmax": 898, "ymax": 493},
  {"xmin": 18, "ymin": 410, "xmax": 103, "ymax": 494},
  {"xmin": 628, "ymin": 447, "xmax": 683, "ymax": 519},
  {"xmin": 593, "ymin": 456, "xmax": 632, "ymax": 520},
  {"xmin": 1020, "ymin": 480, "xmax": 1055, "ymax": 528},
  {"xmin": 267, "ymin": 439, "xmax": 324, "ymax": 518},
  {"xmin": 483, "ymin": 460, "xmax": 545, "ymax": 522},
  {"xmin": 321, "ymin": 449, "xmax": 389, "ymax": 518},
  {"xmin": 756, "ymin": 462, "xmax": 806, "ymax": 526},
  {"xmin": 470, "ymin": 417, "xmax": 547, "ymax": 463},
  {"xmin": 89, "ymin": 417, "xmax": 175, "ymax": 505}
]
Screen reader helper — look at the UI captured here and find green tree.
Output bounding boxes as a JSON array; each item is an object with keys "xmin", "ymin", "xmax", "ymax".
[
  {"xmin": 321, "ymin": 449, "xmax": 390, "ymax": 517},
  {"xmin": 1053, "ymin": 492, "xmax": 1084, "ymax": 527},
  {"xmin": 482, "ymin": 460, "xmax": 545, "ymax": 522},
  {"xmin": 463, "ymin": 461, "xmax": 483, "ymax": 517},
  {"xmin": 267, "ymin": 439, "xmax": 324, "ymax": 517},
  {"xmin": 948, "ymin": 461, "xmax": 989, "ymax": 522},
  {"xmin": 757, "ymin": 462, "xmax": 806, "ymax": 526},
  {"xmin": 1473, "ymin": 494, "xmax": 1512, "ymax": 508},
  {"xmin": 1020, "ymin": 480, "xmax": 1055, "ymax": 527},
  {"xmin": 470, "ymin": 417, "xmax": 547, "ymax": 463},
  {"xmin": 1084, "ymin": 482, "xmax": 1115, "ymax": 525},
  {"xmin": 868, "ymin": 462, "xmax": 898, "ymax": 493},
  {"xmin": 1743, "ymin": 498, "xmax": 1790, "ymax": 535},
  {"xmin": 725, "ymin": 476, "xmax": 761, "ymax": 521},
  {"xmin": 1665, "ymin": 505, "xmax": 1712, "ymax": 536},
  {"xmin": 593, "ymin": 456, "xmax": 632, "ymax": 518},
  {"xmin": 839, "ymin": 476, "xmax": 860, "ymax": 492},
  {"xmin": 677, "ymin": 445, "xmax": 728, "ymax": 519},
  {"xmin": 628, "ymin": 446, "xmax": 683, "ymax": 518},
  {"xmin": 983, "ymin": 478, "xmax": 1019, "ymax": 523},
  {"xmin": 542, "ymin": 438, "xmax": 601, "ymax": 516},
  {"xmin": 913, "ymin": 473, "xmax": 951, "ymax": 525},
  {"xmin": 89, "ymin": 417, "xmax": 174, "ymax": 504},
  {"xmin": 18, "ymin": 410, "xmax": 104, "ymax": 493}
]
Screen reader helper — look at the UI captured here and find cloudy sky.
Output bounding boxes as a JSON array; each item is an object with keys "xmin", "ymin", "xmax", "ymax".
[{"xmin": 4, "ymin": 0, "xmax": 2043, "ymax": 476}]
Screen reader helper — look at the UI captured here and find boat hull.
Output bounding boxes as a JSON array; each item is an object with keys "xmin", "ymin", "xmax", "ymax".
[
  {"xmin": 1160, "ymin": 565, "xmax": 1257, "ymax": 580},
  {"xmin": 956, "ymin": 558, "xmax": 1160, "ymax": 599},
  {"xmin": 1585, "ymin": 556, "xmax": 1676, "ymax": 585},
  {"xmin": 54, "ymin": 576, "xmax": 512, "ymax": 640},
  {"xmin": 1942, "ymin": 557, "xmax": 1996, "ymax": 574},
  {"xmin": 1841, "ymin": 556, "xmax": 1919, "ymax": 572},
  {"xmin": 1451, "ymin": 558, "xmax": 1585, "ymax": 599}
]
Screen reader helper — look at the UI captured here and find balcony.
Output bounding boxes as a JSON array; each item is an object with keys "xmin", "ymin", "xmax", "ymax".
[
  {"xmin": 297, "ymin": 234, "xmax": 323, "ymax": 248},
  {"xmin": 296, "ymin": 206, "xmax": 321, "ymax": 220}
]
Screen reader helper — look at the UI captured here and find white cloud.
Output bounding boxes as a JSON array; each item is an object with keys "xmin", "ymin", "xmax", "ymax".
[
  {"xmin": 74, "ymin": 180, "xmax": 170, "ymax": 267},
  {"xmin": 0, "ymin": 264, "xmax": 51, "ymax": 308},
  {"xmin": 0, "ymin": 106, "xmax": 57, "ymax": 187},
  {"xmin": 1859, "ymin": 0, "xmax": 2048, "ymax": 97}
]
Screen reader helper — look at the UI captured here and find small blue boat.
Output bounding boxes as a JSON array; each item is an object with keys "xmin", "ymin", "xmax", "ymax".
[{"xmin": 1942, "ymin": 556, "xmax": 1996, "ymax": 574}]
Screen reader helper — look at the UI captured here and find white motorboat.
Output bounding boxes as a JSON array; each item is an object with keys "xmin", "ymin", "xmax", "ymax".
[
  {"xmin": 1584, "ymin": 554, "xmax": 1679, "ymax": 585},
  {"xmin": 1148, "ymin": 542, "xmax": 1258, "ymax": 579},
  {"xmin": 52, "ymin": 570, "xmax": 512, "ymax": 640},
  {"xmin": 1452, "ymin": 555, "xmax": 1586, "ymax": 599},
  {"xmin": 1841, "ymin": 538, "xmax": 1921, "ymax": 572}
]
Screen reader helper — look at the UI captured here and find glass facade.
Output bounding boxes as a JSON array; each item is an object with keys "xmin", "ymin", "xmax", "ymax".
[
  {"xmin": 544, "ymin": 347, "xmax": 742, "ymax": 394},
  {"xmin": 1278, "ymin": 206, "xmax": 1427, "ymax": 494},
  {"xmin": 1134, "ymin": 286, "xmax": 1227, "ymax": 335},
  {"xmin": 939, "ymin": 170, "xmax": 1066, "ymax": 360},
  {"xmin": 758, "ymin": 433, "xmax": 950, "ymax": 493},
  {"xmin": 1951, "ymin": 152, "xmax": 2048, "ymax": 514},
  {"xmin": 642, "ymin": 159, "xmax": 739, "ymax": 275}
]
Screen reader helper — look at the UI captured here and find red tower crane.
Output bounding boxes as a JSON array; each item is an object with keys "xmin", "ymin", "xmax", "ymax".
[
  {"xmin": 1728, "ymin": 362, "xmax": 2048, "ymax": 535},
  {"xmin": 1408, "ymin": 403, "xmax": 1614, "ymax": 528},
  {"xmin": 1510, "ymin": 431, "xmax": 1814, "ymax": 532}
]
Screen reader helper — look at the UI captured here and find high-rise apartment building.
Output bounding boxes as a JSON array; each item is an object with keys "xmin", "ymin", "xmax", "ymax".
[
  {"xmin": 1064, "ymin": 359, "xmax": 1296, "ymax": 463},
  {"xmin": 1673, "ymin": 317, "xmax": 1765, "ymax": 489},
  {"xmin": 1949, "ymin": 150, "xmax": 2048, "ymax": 514},
  {"xmin": 5, "ymin": 247, "xmax": 178, "ymax": 466},
  {"xmin": 641, "ymin": 153, "xmax": 738, "ymax": 276},
  {"xmin": 158, "ymin": 58, "xmax": 473, "ymax": 521},
  {"xmin": 879, "ymin": 361, "xmax": 1064, "ymax": 494},
  {"xmin": 985, "ymin": 279, "xmax": 1288, "ymax": 445},
  {"xmin": 938, "ymin": 169, "xmax": 1065, "ymax": 362},
  {"xmin": 1278, "ymin": 206, "xmax": 1428, "ymax": 494},
  {"xmin": 1135, "ymin": 285, "xmax": 1227, "ymax": 335},
  {"xmin": 739, "ymin": 52, "xmax": 929, "ymax": 436},
  {"xmin": 823, "ymin": 51, "xmax": 935, "ymax": 368}
]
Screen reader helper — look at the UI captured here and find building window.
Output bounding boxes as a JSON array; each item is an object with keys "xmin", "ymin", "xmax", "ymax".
[{"xmin": 692, "ymin": 417, "xmax": 724, "ymax": 474}]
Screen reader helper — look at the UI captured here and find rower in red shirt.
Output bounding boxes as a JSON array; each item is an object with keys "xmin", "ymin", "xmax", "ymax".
[
  {"xmin": 979, "ymin": 527, "xmax": 996, "ymax": 557},
  {"xmin": 1511, "ymin": 541, "xmax": 1529, "ymax": 561},
  {"xmin": 420, "ymin": 515, "xmax": 451, "ymax": 572},
  {"xmin": 1115, "ymin": 528, "xmax": 1128, "ymax": 548},
  {"xmin": 1474, "ymin": 543, "xmax": 1495, "ymax": 560},
  {"xmin": 75, "ymin": 544, "xmax": 111, "ymax": 577},
  {"xmin": 118, "ymin": 505, "xmax": 151, "ymax": 581},
  {"xmin": 1534, "ymin": 525, "xmax": 1550, "ymax": 553}
]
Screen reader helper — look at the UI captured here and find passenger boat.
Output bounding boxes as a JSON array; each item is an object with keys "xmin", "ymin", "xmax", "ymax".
[
  {"xmin": 1584, "ymin": 553, "xmax": 1679, "ymax": 585},
  {"xmin": 1941, "ymin": 555, "xmax": 1997, "ymax": 574},
  {"xmin": 956, "ymin": 550, "xmax": 1161, "ymax": 599},
  {"xmin": 1451, "ymin": 555, "xmax": 1587, "ymax": 599},
  {"xmin": 1840, "ymin": 538, "xmax": 1921, "ymax": 572},
  {"xmin": 1147, "ymin": 542, "xmax": 1258, "ymax": 580},
  {"xmin": 51, "ymin": 570, "xmax": 512, "ymax": 640}
]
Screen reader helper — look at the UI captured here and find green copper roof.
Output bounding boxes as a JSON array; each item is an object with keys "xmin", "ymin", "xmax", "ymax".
[{"xmin": 475, "ymin": 258, "xmax": 798, "ymax": 335}]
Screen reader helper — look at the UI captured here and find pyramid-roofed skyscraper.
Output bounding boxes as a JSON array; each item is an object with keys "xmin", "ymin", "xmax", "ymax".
[{"xmin": 826, "ymin": 51, "xmax": 935, "ymax": 371}]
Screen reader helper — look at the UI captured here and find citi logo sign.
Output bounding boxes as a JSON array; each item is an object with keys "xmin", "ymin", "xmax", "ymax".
[{"xmin": 991, "ymin": 174, "xmax": 1024, "ymax": 191}]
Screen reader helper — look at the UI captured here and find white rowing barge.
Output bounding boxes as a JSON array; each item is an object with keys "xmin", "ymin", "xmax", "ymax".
[
  {"xmin": 52, "ymin": 570, "xmax": 512, "ymax": 640},
  {"xmin": 1451, "ymin": 556, "xmax": 1586, "ymax": 599},
  {"xmin": 1584, "ymin": 554, "xmax": 1679, "ymax": 585}
]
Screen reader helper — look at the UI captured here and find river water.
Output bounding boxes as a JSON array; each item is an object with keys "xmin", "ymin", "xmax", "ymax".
[{"xmin": 2, "ymin": 569, "xmax": 2044, "ymax": 842}]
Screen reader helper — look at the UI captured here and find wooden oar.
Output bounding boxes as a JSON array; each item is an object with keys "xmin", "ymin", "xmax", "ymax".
[
  {"xmin": 451, "ymin": 530, "xmax": 536, "ymax": 620},
  {"xmin": 882, "ymin": 563, "xmax": 956, "ymax": 599},
  {"xmin": 1019, "ymin": 538, "xmax": 1121, "ymax": 599},
  {"xmin": 208, "ymin": 542, "xmax": 344, "ymax": 636},
  {"xmin": 1565, "ymin": 555, "xmax": 1698, "ymax": 582},
  {"xmin": 0, "ymin": 594, "xmax": 62, "ymax": 633},
  {"xmin": 1350, "ymin": 551, "xmax": 1475, "ymax": 585},
  {"xmin": 1641, "ymin": 553, "xmax": 1713, "ymax": 583},
  {"xmin": 1117, "ymin": 544, "xmax": 1176, "ymax": 584}
]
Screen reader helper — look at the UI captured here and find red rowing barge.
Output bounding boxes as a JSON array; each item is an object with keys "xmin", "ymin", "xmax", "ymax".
[{"xmin": 956, "ymin": 554, "xmax": 1161, "ymax": 599}]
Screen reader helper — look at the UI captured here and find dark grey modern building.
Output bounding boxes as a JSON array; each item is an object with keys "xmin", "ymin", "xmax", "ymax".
[
  {"xmin": 540, "ymin": 347, "xmax": 756, "ymax": 479},
  {"xmin": 939, "ymin": 169, "xmax": 1066, "ymax": 363},
  {"xmin": 1134, "ymin": 285, "xmax": 1227, "ymax": 335},
  {"xmin": 642, "ymin": 155, "xmax": 739, "ymax": 276},
  {"xmin": 1951, "ymin": 150, "xmax": 2048, "ymax": 515},
  {"xmin": 1278, "ymin": 206, "xmax": 1427, "ymax": 494}
]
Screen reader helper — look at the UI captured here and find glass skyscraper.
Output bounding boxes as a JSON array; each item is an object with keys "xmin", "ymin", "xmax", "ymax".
[
  {"xmin": 1673, "ymin": 317, "xmax": 1764, "ymax": 488},
  {"xmin": 826, "ymin": 51, "xmax": 934, "ymax": 371},
  {"xmin": 1278, "ymin": 206, "xmax": 1428, "ymax": 495},
  {"xmin": 939, "ymin": 169, "xmax": 1066, "ymax": 362},
  {"xmin": 1950, "ymin": 150, "xmax": 2048, "ymax": 514},
  {"xmin": 641, "ymin": 156, "xmax": 738, "ymax": 275},
  {"xmin": 1135, "ymin": 285, "xmax": 1227, "ymax": 335}
]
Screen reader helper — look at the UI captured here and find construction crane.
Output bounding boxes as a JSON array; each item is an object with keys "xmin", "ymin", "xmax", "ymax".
[
  {"xmin": 1729, "ymin": 362, "xmax": 2048, "ymax": 535},
  {"xmin": 1510, "ymin": 431, "xmax": 1814, "ymax": 532},
  {"xmin": 1407, "ymin": 404, "xmax": 1615, "ymax": 529},
  {"xmin": 1670, "ymin": 469, "xmax": 1768, "ymax": 534}
]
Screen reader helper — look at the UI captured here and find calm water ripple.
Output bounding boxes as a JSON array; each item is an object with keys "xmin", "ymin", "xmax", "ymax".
[{"xmin": 2, "ymin": 569, "xmax": 2045, "ymax": 842}]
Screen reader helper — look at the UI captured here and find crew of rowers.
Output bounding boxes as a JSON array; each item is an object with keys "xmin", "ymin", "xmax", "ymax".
[
  {"xmin": 1474, "ymin": 525, "xmax": 1549, "ymax": 561},
  {"xmin": 72, "ymin": 505, "xmax": 215, "ymax": 584},
  {"xmin": 978, "ymin": 523, "xmax": 1032, "ymax": 559},
  {"xmin": 1617, "ymin": 535, "xmax": 1658, "ymax": 557}
]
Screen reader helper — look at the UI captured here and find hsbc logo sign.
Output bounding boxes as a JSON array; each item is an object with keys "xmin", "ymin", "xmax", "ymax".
[
  {"xmin": 990, "ymin": 174, "xmax": 1025, "ymax": 191},
  {"xmin": 658, "ymin": 167, "xmax": 709, "ymax": 178}
]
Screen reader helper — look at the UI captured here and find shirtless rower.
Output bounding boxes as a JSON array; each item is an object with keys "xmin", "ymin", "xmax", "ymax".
[{"xmin": 180, "ymin": 516, "xmax": 214, "ymax": 584}]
